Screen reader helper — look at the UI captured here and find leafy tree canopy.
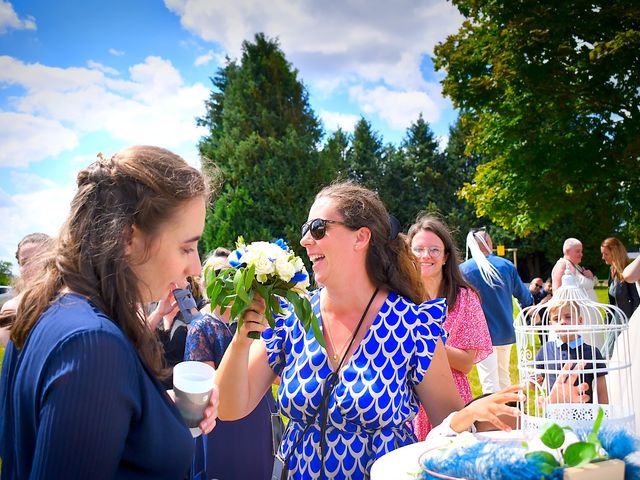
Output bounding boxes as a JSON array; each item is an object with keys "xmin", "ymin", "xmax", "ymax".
[{"xmin": 434, "ymin": 0, "xmax": 640, "ymax": 243}]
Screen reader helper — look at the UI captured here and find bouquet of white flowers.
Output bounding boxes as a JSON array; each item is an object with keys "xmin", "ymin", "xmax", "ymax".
[{"xmin": 204, "ymin": 237, "xmax": 324, "ymax": 345}]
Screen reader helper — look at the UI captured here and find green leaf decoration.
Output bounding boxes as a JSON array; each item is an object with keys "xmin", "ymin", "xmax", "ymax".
[
  {"xmin": 525, "ymin": 451, "xmax": 559, "ymax": 475},
  {"xmin": 539, "ymin": 423, "xmax": 565, "ymax": 449},
  {"xmin": 209, "ymin": 280, "xmax": 223, "ymax": 307},
  {"xmin": 592, "ymin": 407, "xmax": 604, "ymax": 436},
  {"xmin": 563, "ymin": 442, "xmax": 597, "ymax": 467}
]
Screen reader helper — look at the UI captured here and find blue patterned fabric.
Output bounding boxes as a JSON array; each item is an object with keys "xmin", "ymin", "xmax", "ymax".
[{"xmin": 263, "ymin": 290, "xmax": 446, "ymax": 479}]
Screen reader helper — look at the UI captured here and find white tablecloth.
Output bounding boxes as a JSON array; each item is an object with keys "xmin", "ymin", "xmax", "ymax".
[{"xmin": 370, "ymin": 431, "xmax": 524, "ymax": 480}]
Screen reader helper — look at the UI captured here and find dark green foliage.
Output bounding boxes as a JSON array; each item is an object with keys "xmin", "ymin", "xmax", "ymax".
[
  {"xmin": 0, "ymin": 261, "xmax": 13, "ymax": 286},
  {"xmin": 198, "ymin": 34, "xmax": 332, "ymax": 257},
  {"xmin": 346, "ymin": 118, "xmax": 385, "ymax": 191}
]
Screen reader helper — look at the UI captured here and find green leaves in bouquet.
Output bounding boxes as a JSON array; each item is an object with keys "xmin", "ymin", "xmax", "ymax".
[
  {"xmin": 283, "ymin": 289, "xmax": 325, "ymax": 348},
  {"xmin": 205, "ymin": 263, "xmax": 325, "ymax": 348}
]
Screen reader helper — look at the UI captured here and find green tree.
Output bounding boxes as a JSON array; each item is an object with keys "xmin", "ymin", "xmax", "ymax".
[
  {"xmin": 441, "ymin": 116, "xmax": 485, "ymax": 245},
  {"xmin": 401, "ymin": 115, "xmax": 447, "ymax": 218},
  {"xmin": 198, "ymin": 33, "xmax": 332, "ymax": 256},
  {"xmin": 346, "ymin": 118, "xmax": 385, "ymax": 191},
  {"xmin": 0, "ymin": 261, "xmax": 12, "ymax": 285},
  {"xmin": 319, "ymin": 128, "xmax": 350, "ymax": 181},
  {"xmin": 434, "ymin": 0, "xmax": 640, "ymax": 244}
]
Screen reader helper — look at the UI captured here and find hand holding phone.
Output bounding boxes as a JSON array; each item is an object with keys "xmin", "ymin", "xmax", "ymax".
[{"xmin": 172, "ymin": 287, "xmax": 202, "ymax": 324}]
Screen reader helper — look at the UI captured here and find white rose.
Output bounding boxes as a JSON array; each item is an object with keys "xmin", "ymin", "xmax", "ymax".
[
  {"xmin": 243, "ymin": 246, "xmax": 275, "ymax": 279},
  {"xmin": 292, "ymin": 256, "xmax": 304, "ymax": 271},
  {"xmin": 275, "ymin": 257, "xmax": 296, "ymax": 282}
]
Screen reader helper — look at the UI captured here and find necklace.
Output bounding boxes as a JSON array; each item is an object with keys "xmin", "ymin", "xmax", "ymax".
[
  {"xmin": 325, "ymin": 320, "xmax": 348, "ymax": 362},
  {"xmin": 322, "ymin": 289, "xmax": 378, "ymax": 363}
]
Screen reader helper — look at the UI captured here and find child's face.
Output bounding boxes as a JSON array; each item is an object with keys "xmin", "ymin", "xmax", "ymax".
[{"xmin": 552, "ymin": 304, "xmax": 583, "ymax": 342}]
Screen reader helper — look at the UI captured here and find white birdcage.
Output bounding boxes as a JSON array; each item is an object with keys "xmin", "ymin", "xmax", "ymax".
[{"xmin": 514, "ymin": 270, "xmax": 635, "ymax": 435}]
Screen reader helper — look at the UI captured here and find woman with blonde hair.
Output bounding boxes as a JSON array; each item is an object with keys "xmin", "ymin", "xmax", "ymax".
[{"xmin": 601, "ymin": 237, "xmax": 639, "ymax": 318}]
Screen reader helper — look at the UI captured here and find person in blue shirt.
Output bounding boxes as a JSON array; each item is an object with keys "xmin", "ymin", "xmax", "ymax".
[
  {"xmin": 535, "ymin": 301, "xmax": 608, "ymax": 404},
  {"xmin": 0, "ymin": 145, "xmax": 219, "ymax": 480},
  {"xmin": 460, "ymin": 228, "xmax": 533, "ymax": 394}
]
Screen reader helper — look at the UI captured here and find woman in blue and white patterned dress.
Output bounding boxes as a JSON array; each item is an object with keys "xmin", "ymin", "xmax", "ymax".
[{"xmin": 215, "ymin": 181, "xmax": 522, "ymax": 480}]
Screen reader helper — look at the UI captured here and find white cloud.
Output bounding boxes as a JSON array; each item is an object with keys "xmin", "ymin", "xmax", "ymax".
[
  {"xmin": 163, "ymin": 1, "xmax": 463, "ymax": 87},
  {"xmin": 87, "ymin": 60, "xmax": 119, "ymax": 76},
  {"xmin": 319, "ymin": 110, "xmax": 359, "ymax": 134},
  {"xmin": 163, "ymin": 0, "xmax": 463, "ymax": 133},
  {"xmin": 0, "ymin": 185, "xmax": 74, "ymax": 270},
  {"xmin": 109, "ymin": 48, "xmax": 125, "ymax": 56},
  {"xmin": 0, "ymin": 112, "xmax": 78, "ymax": 167},
  {"xmin": 0, "ymin": 55, "xmax": 210, "ymax": 167},
  {"xmin": 9, "ymin": 172, "xmax": 57, "ymax": 192},
  {"xmin": 349, "ymin": 85, "xmax": 442, "ymax": 130},
  {"xmin": 194, "ymin": 49, "xmax": 222, "ymax": 67},
  {"xmin": 0, "ymin": 0, "xmax": 36, "ymax": 34}
]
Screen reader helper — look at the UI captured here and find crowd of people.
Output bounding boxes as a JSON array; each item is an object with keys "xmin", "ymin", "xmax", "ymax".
[{"xmin": 0, "ymin": 145, "xmax": 638, "ymax": 479}]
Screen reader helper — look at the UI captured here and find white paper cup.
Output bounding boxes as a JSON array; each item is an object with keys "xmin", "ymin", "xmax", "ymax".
[{"xmin": 173, "ymin": 361, "xmax": 215, "ymax": 437}]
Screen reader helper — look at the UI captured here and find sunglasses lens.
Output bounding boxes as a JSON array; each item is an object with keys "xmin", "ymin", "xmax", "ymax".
[{"xmin": 310, "ymin": 219, "xmax": 327, "ymax": 240}]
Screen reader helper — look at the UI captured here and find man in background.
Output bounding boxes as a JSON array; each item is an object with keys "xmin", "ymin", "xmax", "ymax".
[{"xmin": 460, "ymin": 228, "xmax": 533, "ymax": 394}]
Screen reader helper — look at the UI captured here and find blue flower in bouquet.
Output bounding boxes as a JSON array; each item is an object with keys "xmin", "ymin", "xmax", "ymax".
[{"xmin": 204, "ymin": 237, "xmax": 322, "ymax": 345}]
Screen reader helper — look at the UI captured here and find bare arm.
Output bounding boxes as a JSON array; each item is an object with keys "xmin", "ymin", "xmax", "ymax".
[
  {"xmin": 445, "ymin": 345, "xmax": 477, "ymax": 374},
  {"xmin": 214, "ymin": 300, "xmax": 277, "ymax": 420},
  {"xmin": 551, "ymin": 261, "xmax": 566, "ymax": 292},
  {"xmin": 623, "ymin": 257, "xmax": 640, "ymax": 283},
  {"xmin": 596, "ymin": 376, "xmax": 609, "ymax": 404},
  {"xmin": 415, "ymin": 339, "xmax": 464, "ymax": 426},
  {"xmin": 418, "ymin": 340, "xmax": 523, "ymax": 433}
]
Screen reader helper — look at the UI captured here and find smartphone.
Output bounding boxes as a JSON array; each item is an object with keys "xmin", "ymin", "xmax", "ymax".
[{"xmin": 172, "ymin": 287, "xmax": 201, "ymax": 324}]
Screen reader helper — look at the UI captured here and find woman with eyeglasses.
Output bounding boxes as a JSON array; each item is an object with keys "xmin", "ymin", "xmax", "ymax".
[
  {"xmin": 407, "ymin": 214, "xmax": 492, "ymax": 440},
  {"xmin": 214, "ymin": 181, "xmax": 522, "ymax": 480}
]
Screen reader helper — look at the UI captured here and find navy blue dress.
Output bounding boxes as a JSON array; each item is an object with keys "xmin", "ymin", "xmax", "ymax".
[
  {"xmin": 0, "ymin": 294, "xmax": 194, "ymax": 479},
  {"xmin": 185, "ymin": 314, "xmax": 275, "ymax": 480}
]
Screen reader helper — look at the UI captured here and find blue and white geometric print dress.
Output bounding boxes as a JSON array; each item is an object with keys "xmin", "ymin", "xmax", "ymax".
[{"xmin": 262, "ymin": 290, "xmax": 446, "ymax": 479}]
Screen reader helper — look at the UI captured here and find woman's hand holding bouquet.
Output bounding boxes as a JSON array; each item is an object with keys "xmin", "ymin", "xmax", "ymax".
[{"xmin": 204, "ymin": 237, "xmax": 324, "ymax": 346}]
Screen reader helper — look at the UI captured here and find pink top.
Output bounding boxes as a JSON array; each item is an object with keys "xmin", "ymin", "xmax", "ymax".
[{"xmin": 413, "ymin": 287, "xmax": 492, "ymax": 441}]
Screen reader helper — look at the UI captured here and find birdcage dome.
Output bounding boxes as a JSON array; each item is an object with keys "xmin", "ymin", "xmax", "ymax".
[{"xmin": 514, "ymin": 269, "xmax": 635, "ymax": 434}]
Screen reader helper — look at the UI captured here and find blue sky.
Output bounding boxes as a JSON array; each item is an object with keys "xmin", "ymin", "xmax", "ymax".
[{"xmin": 0, "ymin": 0, "xmax": 464, "ymax": 272}]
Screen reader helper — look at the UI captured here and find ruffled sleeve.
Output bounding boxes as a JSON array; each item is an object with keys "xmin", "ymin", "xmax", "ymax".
[
  {"xmin": 409, "ymin": 297, "xmax": 447, "ymax": 386},
  {"xmin": 446, "ymin": 288, "xmax": 493, "ymax": 363},
  {"xmin": 261, "ymin": 297, "xmax": 296, "ymax": 376}
]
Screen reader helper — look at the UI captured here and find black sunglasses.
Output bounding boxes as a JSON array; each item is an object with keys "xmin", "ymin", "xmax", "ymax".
[{"xmin": 301, "ymin": 218, "xmax": 348, "ymax": 240}]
